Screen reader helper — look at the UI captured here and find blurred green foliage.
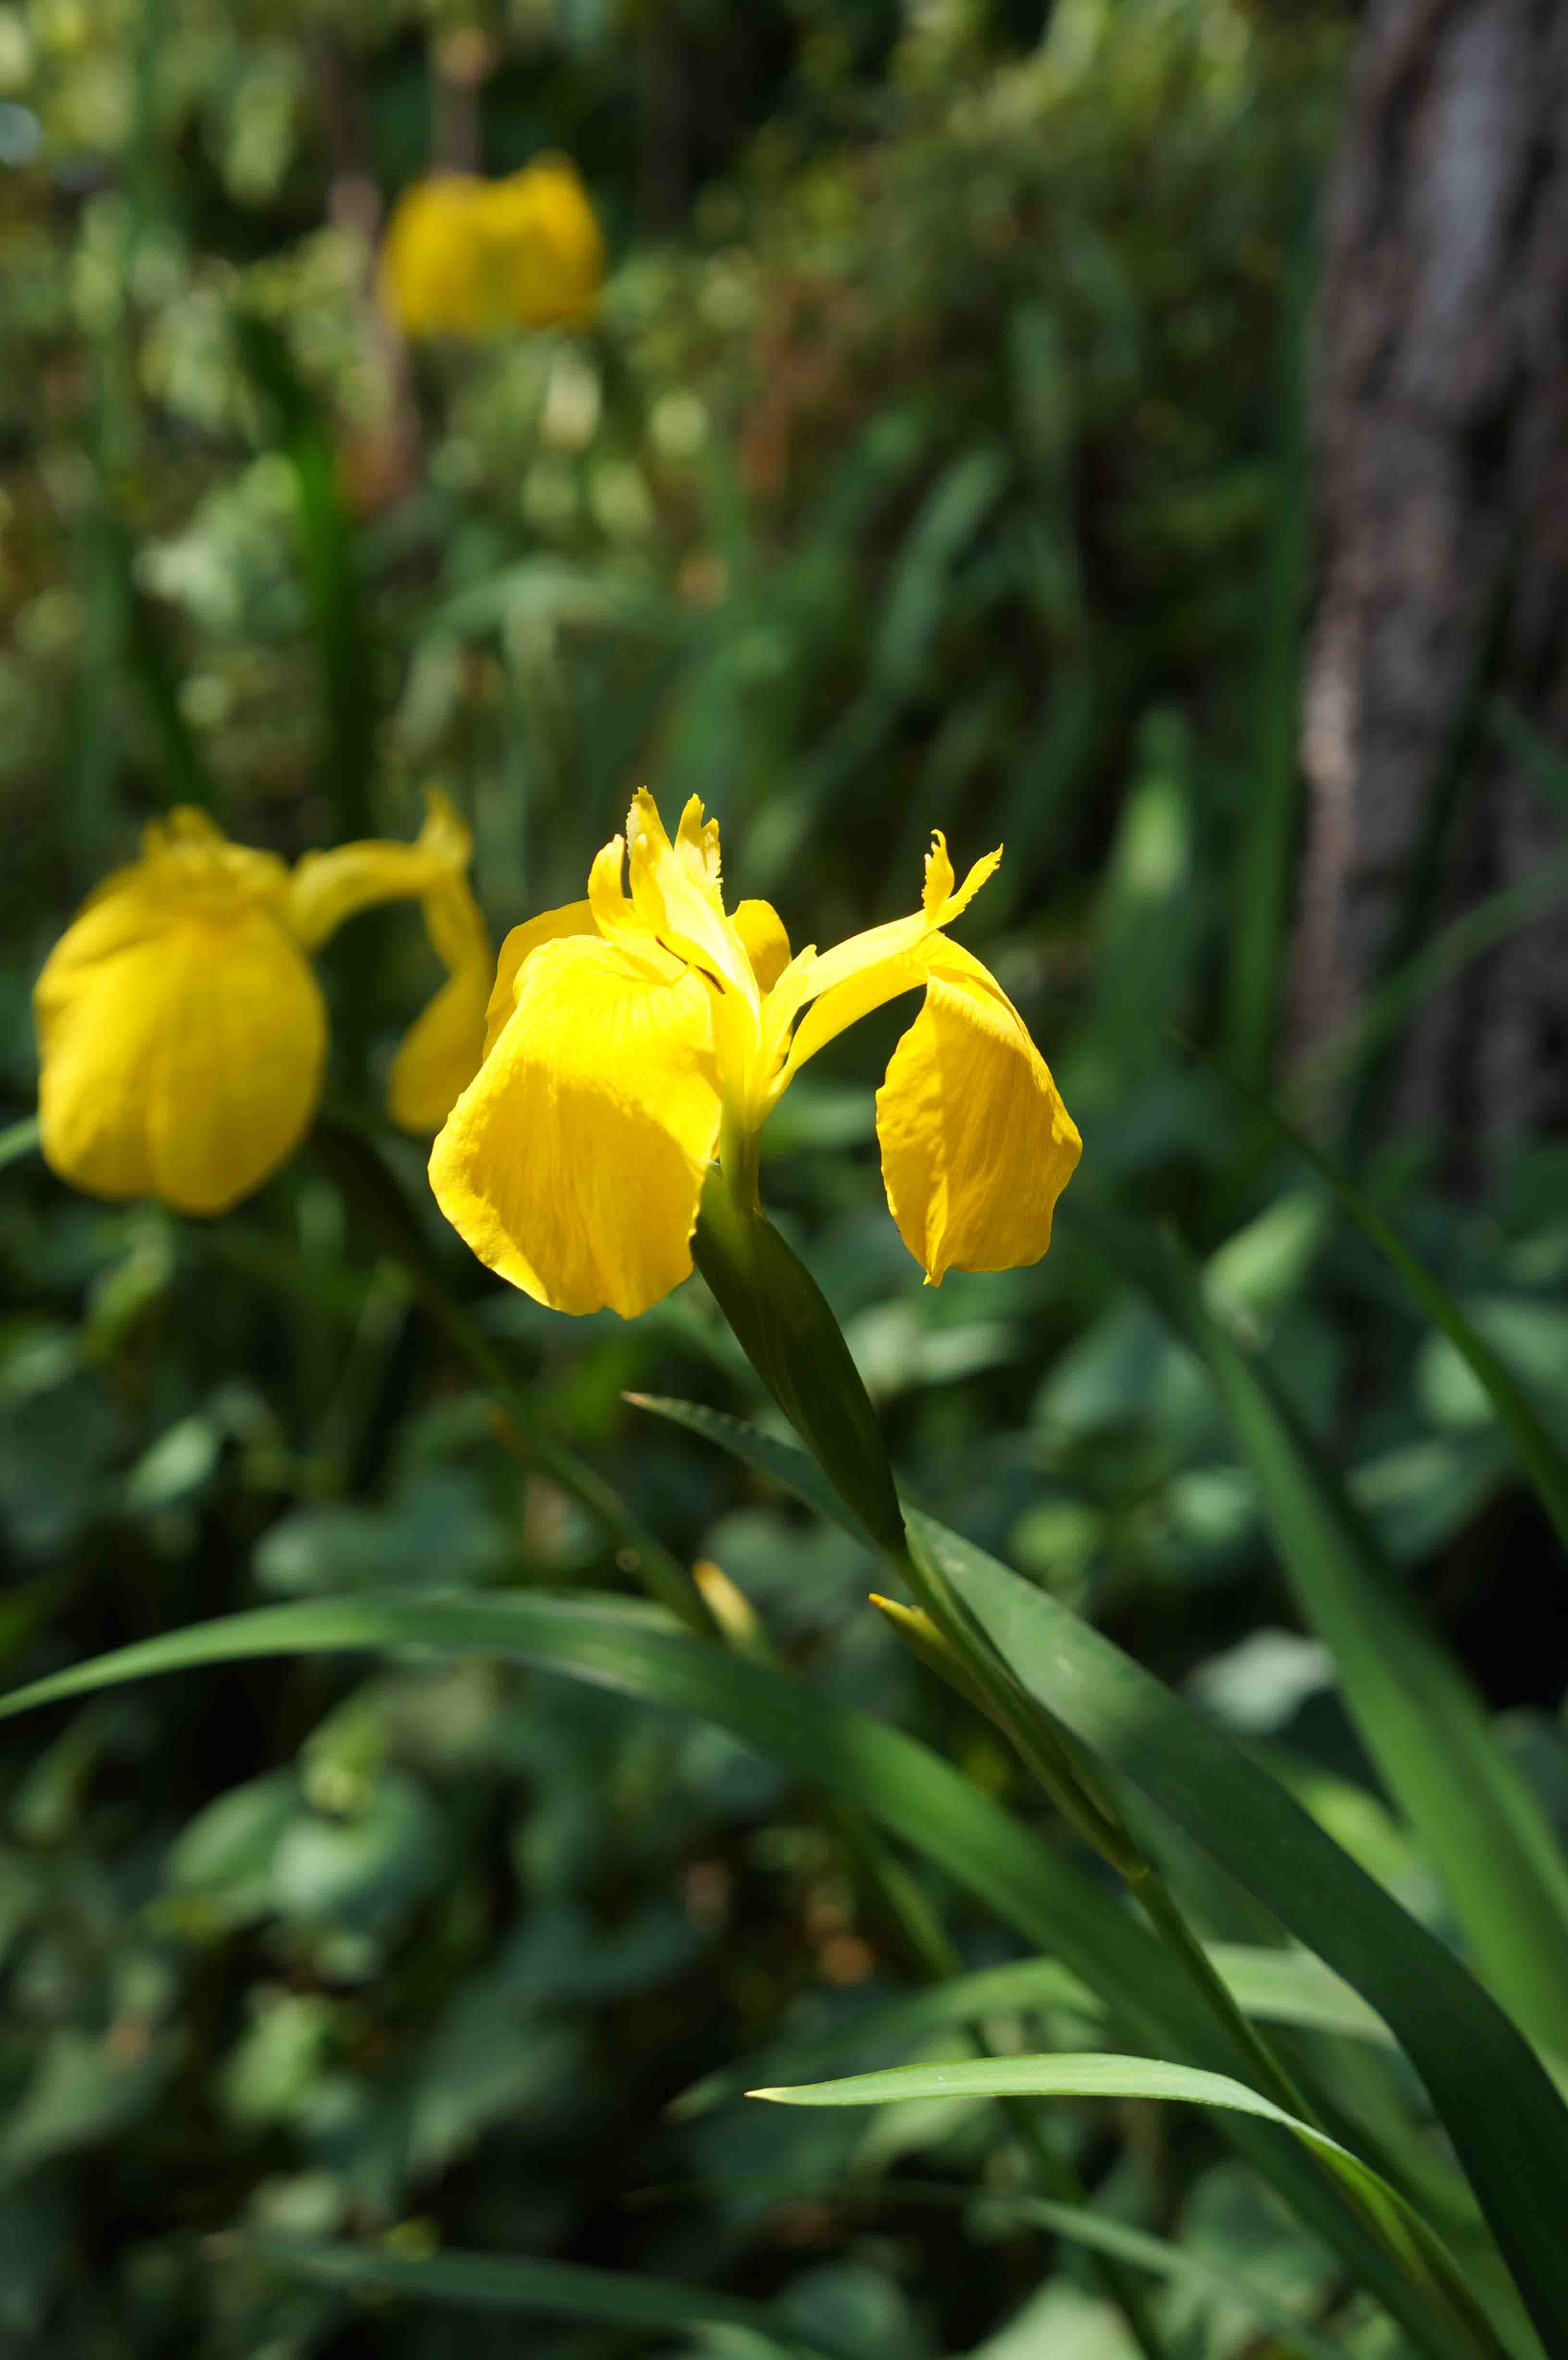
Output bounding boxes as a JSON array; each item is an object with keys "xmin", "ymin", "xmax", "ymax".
[{"xmin": 3, "ymin": 1, "xmax": 1568, "ymax": 2355}]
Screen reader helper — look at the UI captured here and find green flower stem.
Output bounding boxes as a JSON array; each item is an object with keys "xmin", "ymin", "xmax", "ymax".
[{"xmin": 717, "ymin": 1103, "xmax": 763, "ymax": 1217}]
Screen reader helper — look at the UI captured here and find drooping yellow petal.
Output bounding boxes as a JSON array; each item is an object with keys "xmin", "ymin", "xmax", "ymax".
[
  {"xmin": 473, "ymin": 157, "xmax": 605, "ymax": 329},
  {"xmin": 482, "ymin": 900, "xmax": 596, "ymax": 1057},
  {"xmin": 36, "ymin": 873, "xmax": 326, "ymax": 1217},
  {"xmin": 286, "ymin": 791, "xmax": 474, "ymax": 950},
  {"xmin": 387, "ymin": 875, "xmax": 493, "ymax": 1134},
  {"xmin": 378, "ymin": 174, "xmax": 490, "ymax": 338},
  {"xmin": 733, "ymin": 898, "xmax": 791, "ymax": 994},
  {"xmin": 876, "ymin": 948, "xmax": 1081, "ymax": 1285},
  {"xmin": 429, "ymin": 935, "xmax": 721, "ymax": 1318}
]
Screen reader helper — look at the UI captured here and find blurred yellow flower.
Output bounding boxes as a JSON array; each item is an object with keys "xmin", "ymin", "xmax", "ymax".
[
  {"xmin": 430, "ymin": 792, "xmax": 1081, "ymax": 1317},
  {"xmin": 36, "ymin": 795, "xmax": 490, "ymax": 1217},
  {"xmin": 378, "ymin": 158, "xmax": 605, "ymax": 338}
]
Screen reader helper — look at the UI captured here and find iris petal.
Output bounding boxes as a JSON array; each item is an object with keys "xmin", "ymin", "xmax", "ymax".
[
  {"xmin": 482, "ymin": 901, "xmax": 596, "ymax": 1057},
  {"xmin": 733, "ymin": 899, "xmax": 792, "ymax": 994},
  {"xmin": 876, "ymin": 948, "xmax": 1080, "ymax": 1284},
  {"xmin": 286, "ymin": 792, "xmax": 474, "ymax": 950},
  {"xmin": 37, "ymin": 893, "xmax": 326, "ymax": 1217},
  {"xmin": 429, "ymin": 935, "xmax": 721, "ymax": 1317},
  {"xmin": 388, "ymin": 876, "xmax": 494, "ymax": 1132}
]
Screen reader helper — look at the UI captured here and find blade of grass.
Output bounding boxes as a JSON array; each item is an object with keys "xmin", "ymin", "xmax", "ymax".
[
  {"xmin": 0, "ymin": 1588, "xmax": 1489, "ymax": 2359},
  {"xmin": 249, "ymin": 2239, "xmax": 831, "ymax": 2357},
  {"xmin": 914, "ymin": 1505, "xmax": 1568, "ymax": 2355},
  {"xmin": 1291, "ymin": 851, "xmax": 1568, "ymax": 1115},
  {"xmin": 673, "ymin": 1943, "xmax": 1393, "ymax": 2122},
  {"xmin": 97, "ymin": 492, "xmax": 220, "ymax": 814},
  {"xmin": 1345, "ymin": 561, "xmax": 1514, "ymax": 1159},
  {"xmin": 961, "ymin": 2190, "xmax": 1356, "ymax": 2360},
  {"xmin": 0, "ymin": 1119, "xmax": 41, "ymax": 1176},
  {"xmin": 231, "ymin": 313, "xmax": 374, "ymax": 844},
  {"xmin": 1487, "ymin": 697, "xmax": 1568, "ymax": 821},
  {"xmin": 310, "ymin": 1117, "xmax": 716, "ymax": 1637},
  {"xmin": 1066, "ymin": 1199, "xmax": 1568, "ymax": 2061},
  {"xmin": 1225, "ymin": 237, "xmax": 1311, "ymax": 1085},
  {"xmin": 751, "ymin": 2053, "xmax": 1499, "ymax": 2360},
  {"xmin": 1205, "ymin": 1054, "xmax": 1568, "ymax": 1550}
]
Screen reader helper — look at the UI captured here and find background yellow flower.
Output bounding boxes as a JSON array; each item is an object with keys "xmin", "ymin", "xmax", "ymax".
[{"xmin": 36, "ymin": 798, "xmax": 489, "ymax": 1215}]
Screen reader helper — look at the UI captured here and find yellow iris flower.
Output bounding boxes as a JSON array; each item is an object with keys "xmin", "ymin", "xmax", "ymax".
[
  {"xmin": 430, "ymin": 791, "xmax": 1081, "ymax": 1318},
  {"xmin": 378, "ymin": 158, "xmax": 605, "ymax": 339},
  {"xmin": 35, "ymin": 794, "xmax": 490, "ymax": 1217}
]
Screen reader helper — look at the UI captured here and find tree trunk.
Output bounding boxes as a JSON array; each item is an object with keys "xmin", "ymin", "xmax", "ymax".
[{"xmin": 1295, "ymin": 0, "xmax": 1568, "ymax": 1141}]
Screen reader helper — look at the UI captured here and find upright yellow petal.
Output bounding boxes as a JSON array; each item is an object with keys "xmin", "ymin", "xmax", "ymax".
[
  {"xmin": 876, "ymin": 949, "xmax": 1080, "ymax": 1284},
  {"xmin": 429, "ymin": 936, "xmax": 720, "ymax": 1318},
  {"xmin": 286, "ymin": 792, "xmax": 475, "ymax": 950},
  {"xmin": 387, "ymin": 875, "xmax": 493, "ymax": 1134},
  {"xmin": 733, "ymin": 899, "xmax": 791, "ymax": 994},
  {"xmin": 36, "ymin": 872, "xmax": 325, "ymax": 1217},
  {"xmin": 625, "ymin": 790, "xmax": 756, "ymax": 1004}
]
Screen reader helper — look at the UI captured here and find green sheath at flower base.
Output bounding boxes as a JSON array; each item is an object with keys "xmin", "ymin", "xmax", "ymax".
[{"xmin": 692, "ymin": 1163, "xmax": 906, "ymax": 1555}]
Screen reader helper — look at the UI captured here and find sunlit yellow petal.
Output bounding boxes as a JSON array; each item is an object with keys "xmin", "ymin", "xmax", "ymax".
[
  {"xmin": 733, "ymin": 899, "xmax": 791, "ymax": 994},
  {"xmin": 921, "ymin": 829, "xmax": 1001, "ymax": 922},
  {"xmin": 625, "ymin": 790, "xmax": 755, "ymax": 1003},
  {"xmin": 483, "ymin": 900, "xmax": 596, "ymax": 1057},
  {"xmin": 587, "ymin": 836, "xmax": 686, "ymax": 984},
  {"xmin": 876, "ymin": 951, "xmax": 1080, "ymax": 1284},
  {"xmin": 286, "ymin": 792, "xmax": 474, "ymax": 949},
  {"xmin": 387, "ymin": 876, "xmax": 493, "ymax": 1133},
  {"xmin": 772, "ymin": 949, "xmax": 926, "ymax": 1095},
  {"xmin": 767, "ymin": 833, "xmax": 1004, "ymax": 1052},
  {"xmin": 429, "ymin": 936, "xmax": 720, "ymax": 1318},
  {"xmin": 36, "ymin": 884, "xmax": 325, "ymax": 1217}
]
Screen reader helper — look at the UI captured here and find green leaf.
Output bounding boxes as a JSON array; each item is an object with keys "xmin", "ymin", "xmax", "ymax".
[
  {"xmin": 968, "ymin": 2191, "xmax": 1352, "ymax": 2360},
  {"xmin": 0, "ymin": 1119, "xmax": 41, "ymax": 1177},
  {"xmin": 310, "ymin": 1116, "xmax": 714, "ymax": 1636},
  {"xmin": 1067, "ymin": 1200, "xmax": 1568, "ymax": 2064},
  {"xmin": 0, "ymin": 1589, "xmax": 1481, "ymax": 2357},
  {"xmin": 1292, "ymin": 852, "xmax": 1568, "ymax": 1113},
  {"xmin": 231, "ymin": 312, "xmax": 373, "ymax": 842},
  {"xmin": 1225, "ymin": 246, "xmax": 1311, "ymax": 1085},
  {"xmin": 752, "ymin": 2053, "xmax": 1493, "ymax": 2358},
  {"xmin": 250, "ymin": 2238, "xmax": 833, "ymax": 2357},
  {"xmin": 913, "ymin": 1506, "xmax": 1568, "ymax": 2356},
  {"xmin": 1204, "ymin": 1057, "xmax": 1568, "ymax": 1551},
  {"xmin": 1486, "ymin": 698, "xmax": 1568, "ymax": 823},
  {"xmin": 629, "ymin": 1393, "xmax": 867, "ymax": 1540},
  {"xmin": 690, "ymin": 1171, "xmax": 906, "ymax": 1552},
  {"xmin": 673, "ymin": 1942, "xmax": 1392, "ymax": 2122}
]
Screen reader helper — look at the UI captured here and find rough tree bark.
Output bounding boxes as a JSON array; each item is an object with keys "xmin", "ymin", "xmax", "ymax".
[{"xmin": 1295, "ymin": 0, "xmax": 1568, "ymax": 1140}]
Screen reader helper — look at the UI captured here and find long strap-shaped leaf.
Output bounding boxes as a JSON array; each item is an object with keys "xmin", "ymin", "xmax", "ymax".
[
  {"xmin": 1066, "ymin": 1197, "xmax": 1568, "ymax": 2064},
  {"xmin": 674, "ymin": 1943, "xmax": 1396, "ymax": 2122},
  {"xmin": 1207, "ymin": 1057, "xmax": 1568, "ymax": 1551},
  {"xmin": 752, "ymin": 2053, "xmax": 1499, "ymax": 2356},
  {"xmin": 0, "ymin": 1591, "xmax": 1486, "ymax": 2360},
  {"xmin": 911, "ymin": 1509, "xmax": 1568, "ymax": 2356},
  {"xmin": 633, "ymin": 1400, "xmax": 1558, "ymax": 2356},
  {"xmin": 249, "ymin": 2238, "xmax": 831, "ymax": 2357}
]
